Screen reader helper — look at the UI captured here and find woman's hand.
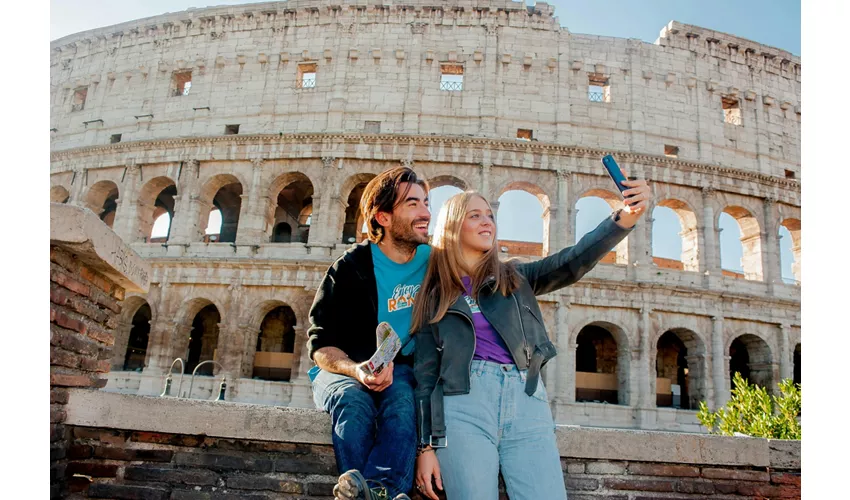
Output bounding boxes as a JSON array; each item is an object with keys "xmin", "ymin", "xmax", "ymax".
[
  {"xmin": 616, "ymin": 178, "xmax": 652, "ymax": 228},
  {"xmin": 415, "ymin": 448, "xmax": 443, "ymax": 500}
]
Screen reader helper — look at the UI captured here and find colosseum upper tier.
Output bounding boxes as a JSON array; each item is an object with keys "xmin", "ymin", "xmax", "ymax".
[{"xmin": 50, "ymin": 0, "xmax": 800, "ymax": 432}]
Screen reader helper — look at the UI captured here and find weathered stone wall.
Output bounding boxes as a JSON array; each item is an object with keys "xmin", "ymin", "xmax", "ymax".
[
  {"xmin": 63, "ymin": 390, "xmax": 801, "ymax": 500},
  {"xmin": 49, "ymin": 2, "xmax": 800, "ymax": 177},
  {"xmin": 49, "ymin": 0, "xmax": 801, "ymax": 433},
  {"xmin": 50, "ymin": 203, "xmax": 151, "ymax": 498}
]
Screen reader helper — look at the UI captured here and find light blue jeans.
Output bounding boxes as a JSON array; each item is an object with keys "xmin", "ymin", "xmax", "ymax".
[{"xmin": 435, "ymin": 360, "xmax": 567, "ymax": 500}]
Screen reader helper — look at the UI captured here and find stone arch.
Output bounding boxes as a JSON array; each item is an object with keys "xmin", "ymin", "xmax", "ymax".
[
  {"xmin": 652, "ymin": 198, "xmax": 700, "ymax": 272},
  {"xmin": 428, "ymin": 174, "xmax": 471, "ymax": 191},
  {"xmin": 779, "ymin": 218, "xmax": 801, "ymax": 283},
  {"xmin": 175, "ymin": 296, "xmax": 226, "ymax": 328},
  {"xmin": 493, "ymin": 180, "xmax": 552, "ymax": 257},
  {"xmin": 267, "ymin": 172, "xmax": 314, "ymax": 244},
  {"xmin": 111, "ymin": 296, "xmax": 156, "ymax": 371},
  {"xmin": 249, "ymin": 302, "xmax": 299, "ymax": 382},
  {"xmin": 575, "ymin": 188, "xmax": 629, "ymax": 265},
  {"xmin": 85, "ymin": 180, "xmax": 120, "ymax": 228},
  {"xmin": 339, "ymin": 173, "xmax": 376, "ymax": 244},
  {"xmin": 728, "ymin": 333, "xmax": 775, "ymax": 392},
  {"xmin": 51, "ymin": 185, "xmax": 71, "ymax": 203},
  {"xmin": 718, "ymin": 204, "xmax": 764, "ymax": 281},
  {"xmin": 651, "ymin": 328, "xmax": 708, "ymax": 410},
  {"xmin": 178, "ymin": 299, "xmax": 223, "ymax": 376},
  {"xmin": 572, "ymin": 320, "xmax": 631, "ymax": 406},
  {"xmin": 136, "ymin": 176, "xmax": 178, "ymax": 243},
  {"xmin": 199, "ymin": 174, "xmax": 243, "ymax": 243}
]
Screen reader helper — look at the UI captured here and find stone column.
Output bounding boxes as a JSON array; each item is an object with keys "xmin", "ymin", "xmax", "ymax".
[
  {"xmin": 548, "ymin": 169, "xmax": 571, "ymax": 254},
  {"xmin": 235, "ymin": 158, "xmax": 267, "ymax": 246},
  {"xmin": 762, "ymin": 197, "xmax": 780, "ymax": 291},
  {"xmin": 700, "ymin": 187, "xmax": 722, "ymax": 287},
  {"xmin": 307, "ymin": 157, "xmax": 340, "ymax": 247},
  {"xmin": 478, "ymin": 23, "xmax": 499, "ymax": 137},
  {"xmin": 289, "ymin": 324, "xmax": 316, "ymax": 408},
  {"xmin": 143, "ymin": 318, "xmax": 184, "ymax": 375},
  {"xmin": 479, "ymin": 161, "xmax": 492, "ymax": 205},
  {"xmin": 68, "ymin": 167, "xmax": 88, "ymax": 207},
  {"xmin": 110, "ymin": 319, "xmax": 135, "ymax": 371},
  {"xmin": 545, "ymin": 301, "xmax": 567, "ymax": 402},
  {"xmin": 636, "ymin": 307, "xmax": 653, "ymax": 408},
  {"xmin": 630, "ymin": 211, "xmax": 654, "ymax": 281},
  {"xmin": 240, "ymin": 326, "xmax": 261, "ymax": 378},
  {"xmin": 711, "ymin": 315, "xmax": 729, "ymax": 408},
  {"xmin": 778, "ymin": 323, "xmax": 792, "ymax": 382},
  {"xmin": 112, "ymin": 163, "xmax": 142, "ymax": 242},
  {"xmin": 166, "ymin": 160, "xmax": 203, "ymax": 253},
  {"xmin": 562, "ymin": 314, "xmax": 577, "ymax": 405},
  {"xmin": 215, "ymin": 322, "xmax": 246, "ymax": 379},
  {"xmin": 402, "ymin": 23, "xmax": 426, "ymax": 133}
]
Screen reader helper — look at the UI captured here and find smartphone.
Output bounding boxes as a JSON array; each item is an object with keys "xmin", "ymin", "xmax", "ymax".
[
  {"xmin": 601, "ymin": 155, "xmax": 628, "ymax": 193},
  {"xmin": 601, "ymin": 155, "xmax": 637, "ymax": 206}
]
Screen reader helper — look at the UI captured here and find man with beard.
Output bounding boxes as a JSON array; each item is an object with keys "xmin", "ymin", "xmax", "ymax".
[{"xmin": 306, "ymin": 166, "xmax": 431, "ymax": 500}]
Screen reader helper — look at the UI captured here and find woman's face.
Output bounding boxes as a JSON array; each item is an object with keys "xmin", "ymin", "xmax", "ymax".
[{"xmin": 459, "ymin": 196, "xmax": 496, "ymax": 254}]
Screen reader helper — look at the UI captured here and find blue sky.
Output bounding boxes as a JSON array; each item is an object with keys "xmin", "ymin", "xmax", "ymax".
[{"xmin": 51, "ymin": 0, "xmax": 800, "ymax": 55}]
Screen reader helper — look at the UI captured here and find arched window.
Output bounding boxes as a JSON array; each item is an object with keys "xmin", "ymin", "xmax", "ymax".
[
  {"xmin": 137, "ymin": 178, "xmax": 177, "ymax": 243},
  {"xmin": 497, "ymin": 189, "xmax": 547, "ymax": 257},
  {"xmin": 779, "ymin": 218, "xmax": 801, "ymax": 284},
  {"xmin": 651, "ymin": 200, "xmax": 699, "ymax": 272},
  {"xmin": 576, "ymin": 192, "xmax": 628, "ymax": 265},
  {"xmin": 729, "ymin": 334, "xmax": 773, "ymax": 391},
  {"xmin": 427, "ymin": 185, "xmax": 464, "ymax": 234},
  {"xmin": 186, "ymin": 304, "xmax": 221, "ymax": 375},
  {"xmin": 269, "ymin": 174, "xmax": 313, "ymax": 244},
  {"xmin": 719, "ymin": 207, "xmax": 763, "ymax": 281},
  {"xmin": 574, "ymin": 323, "xmax": 630, "ymax": 405},
  {"xmin": 123, "ymin": 304, "xmax": 152, "ymax": 371},
  {"xmin": 273, "ymin": 222, "xmax": 293, "ymax": 243},
  {"xmin": 655, "ymin": 330, "xmax": 707, "ymax": 410},
  {"xmin": 252, "ymin": 305, "xmax": 298, "ymax": 381}
]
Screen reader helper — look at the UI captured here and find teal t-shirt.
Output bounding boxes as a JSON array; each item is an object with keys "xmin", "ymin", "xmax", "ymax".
[
  {"xmin": 307, "ymin": 243, "xmax": 431, "ymax": 382},
  {"xmin": 371, "ymin": 243, "xmax": 431, "ymax": 356}
]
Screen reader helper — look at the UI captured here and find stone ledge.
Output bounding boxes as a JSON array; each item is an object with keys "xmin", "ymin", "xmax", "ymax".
[
  {"xmin": 51, "ymin": 203, "xmax": 151, "ymax": 293},
  {"xmin": 66, "ymin": 389, "xmax": 799, "ymax": 469}
]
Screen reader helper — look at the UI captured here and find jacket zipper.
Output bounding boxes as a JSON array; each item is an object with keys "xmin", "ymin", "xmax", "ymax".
[
  {"xmin": 446, "ymin": 309, "xmax": 477, "ymax": 383},
  {"xmin": 512, "ymin": 295, "xmax": 532, "ymax": 366}
]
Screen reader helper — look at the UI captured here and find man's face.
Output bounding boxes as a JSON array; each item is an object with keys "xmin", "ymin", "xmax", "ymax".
[{"xmin": 382, "ymin": 182, "xmax": 431, "ymax": 246}]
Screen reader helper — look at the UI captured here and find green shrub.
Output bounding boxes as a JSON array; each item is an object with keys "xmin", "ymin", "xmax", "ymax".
[{"xmin": 697, "ymin": 372, "xmax": 801, "ymax": 440}]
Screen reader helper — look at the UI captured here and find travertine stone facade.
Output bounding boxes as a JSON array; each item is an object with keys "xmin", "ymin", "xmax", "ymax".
[{"xmin": 50, "ymin": 0, "xmax": 800, "ymax": 433}]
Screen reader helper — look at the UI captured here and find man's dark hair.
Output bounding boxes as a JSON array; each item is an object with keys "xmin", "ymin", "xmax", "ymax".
[{"xmin": 360, "ymin": 166, "xmax": 430, "ymax": 243}]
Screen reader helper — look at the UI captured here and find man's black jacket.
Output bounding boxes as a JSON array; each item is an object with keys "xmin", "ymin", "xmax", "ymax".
[{"xmin": 306, "ymin": 240, "xmax": 414, "ymax": 366}]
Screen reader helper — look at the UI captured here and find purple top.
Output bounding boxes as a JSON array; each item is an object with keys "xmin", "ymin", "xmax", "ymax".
[{"xmin": 461, "ymin": 276, "xmax": 515, "ymax": 365}]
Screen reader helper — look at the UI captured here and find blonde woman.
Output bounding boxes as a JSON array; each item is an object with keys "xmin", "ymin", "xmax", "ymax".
[{"xmin": 411, "ymin": 182, "xmax": 650, "ymax": 500}]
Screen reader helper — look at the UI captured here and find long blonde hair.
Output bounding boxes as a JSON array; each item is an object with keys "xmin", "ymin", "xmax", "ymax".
[{"xmin": 411, "ymin": 191, "xmax": 520, "ymax": 332}]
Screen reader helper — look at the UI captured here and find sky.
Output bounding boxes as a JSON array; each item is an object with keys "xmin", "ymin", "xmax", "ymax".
[{"xmin": 50, "ymin": 0, "xmax": 800, "ymax": 55}]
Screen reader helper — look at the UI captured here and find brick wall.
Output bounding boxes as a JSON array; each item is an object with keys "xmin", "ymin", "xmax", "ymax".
[
  {"xmin": 50, "ymin": 203, "xmax": 150, "ymax": 499},
  {"xmin": 51, "ymin": 247, "xmax": 127, "ymax": 498},
  {"xmin": 62, "ymin": 425, "xmax": 800, "ymax": 500}
]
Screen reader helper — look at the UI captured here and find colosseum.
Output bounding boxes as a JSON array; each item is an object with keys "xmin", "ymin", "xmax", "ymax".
[{"xmin": 50, "ymin": 0, "xmax": 800, "ymax": 433}]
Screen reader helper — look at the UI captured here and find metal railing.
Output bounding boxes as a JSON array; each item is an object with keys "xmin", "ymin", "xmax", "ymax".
[
  {"xmin": 299, "ymin": 78, "xmax": 316, "ymax": 89},
  {"xmin": 440, "ymin": 80, "xmax": 463, "ymax": 91},
  {"xmin": 588, "ymin": 91, "xmax": 604, "ymax": 102},
  {"xmin": 724, "ymin": 111, "xmax": 743, "ymax": 126}
]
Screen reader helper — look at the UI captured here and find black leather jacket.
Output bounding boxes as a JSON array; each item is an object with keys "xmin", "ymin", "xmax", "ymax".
[{"xmin": 414, "ymin": 216, "xmax": 633, "ymax": 446}]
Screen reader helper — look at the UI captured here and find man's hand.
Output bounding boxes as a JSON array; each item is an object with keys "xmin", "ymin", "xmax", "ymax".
[
  {"xmin": 616, "ymin": 178, "xmax": 652, "ymax": 228},
  {"xmin": 355, "ymin": 361, "xmax": 395, "ymax": 392},
  {"xmin": 415, "ymin": 448, "xmax": 443, "ymax": 500}
]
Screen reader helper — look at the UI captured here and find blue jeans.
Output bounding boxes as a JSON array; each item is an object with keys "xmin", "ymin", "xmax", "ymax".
[
  {"xmin": 435, "ymin": 360, "xmax": 567, "ymax": 500},
  {"xmin": 312, "ymin": 364, "xmax": 416, "ymax": 497}
]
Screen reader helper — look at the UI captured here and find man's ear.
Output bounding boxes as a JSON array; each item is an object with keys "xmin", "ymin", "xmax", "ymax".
[{"xmin": 376, "ymin": 211, "xmax": 391, "ymax": 228}]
